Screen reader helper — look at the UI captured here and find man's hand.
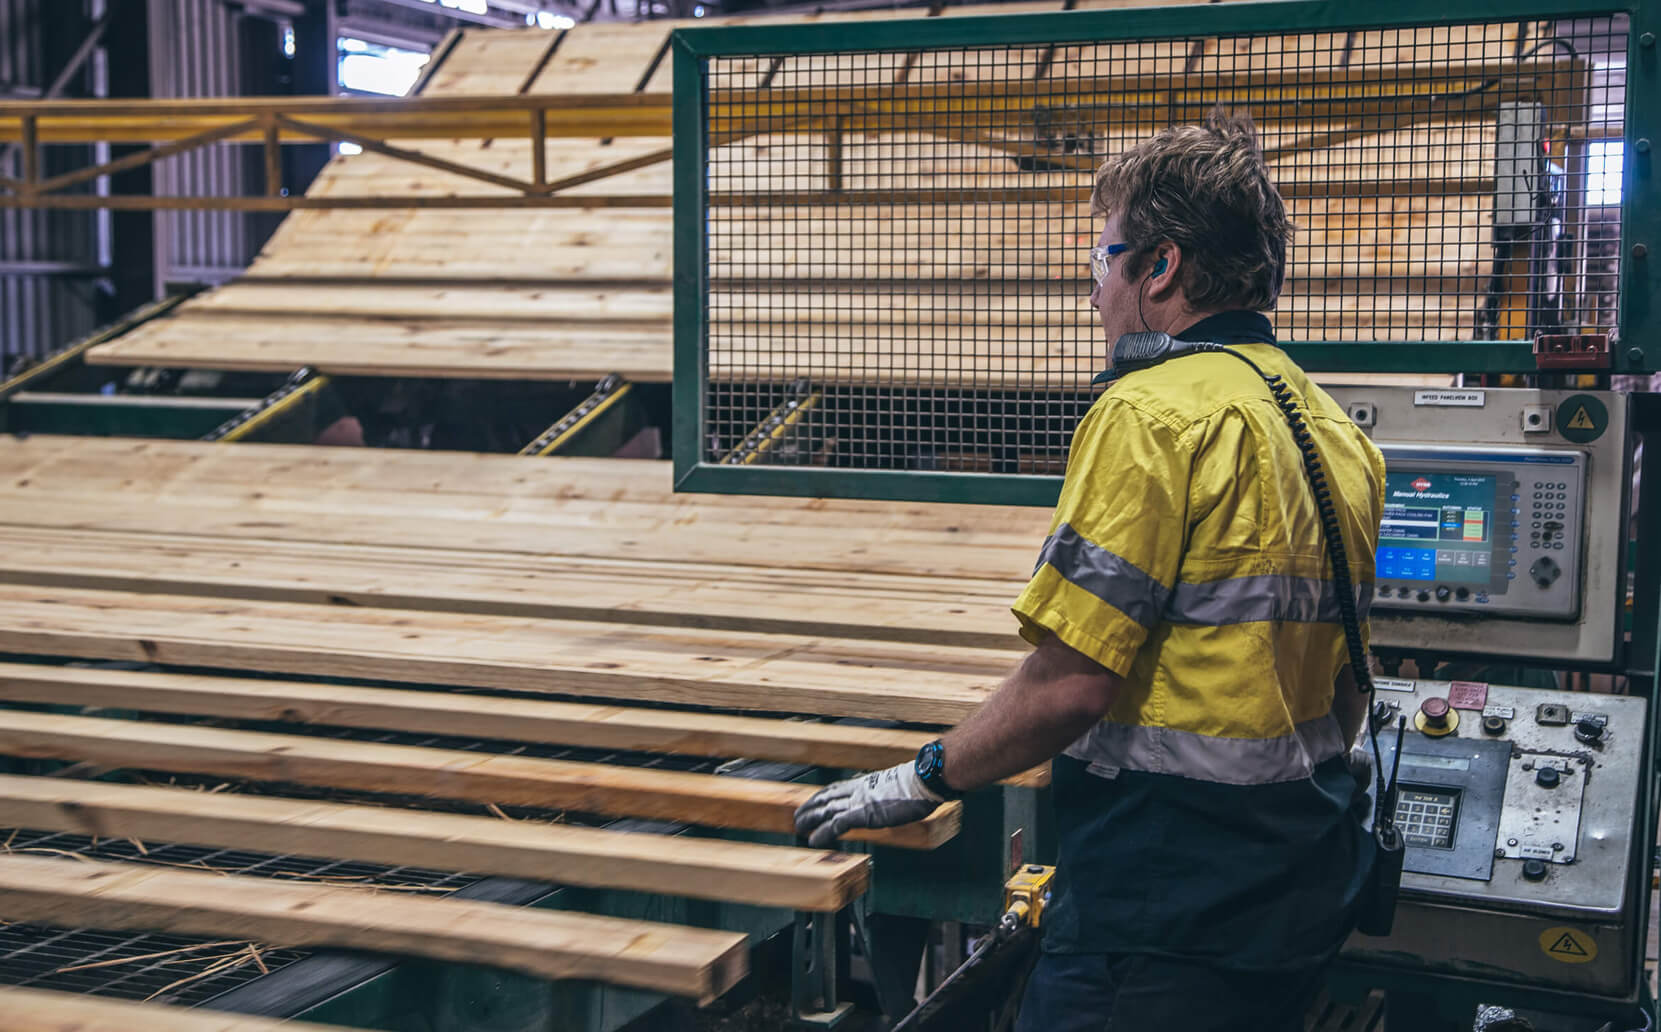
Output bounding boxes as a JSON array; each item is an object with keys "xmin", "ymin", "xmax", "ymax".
[{"xmin": 793, "ymin": 762, "xmax": 943, "ymax": 848}]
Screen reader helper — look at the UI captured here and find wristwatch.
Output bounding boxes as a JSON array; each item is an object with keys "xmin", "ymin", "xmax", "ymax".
[{"xmin": 914, "ymin": 740, "xmax": 963, "ymax": 800}]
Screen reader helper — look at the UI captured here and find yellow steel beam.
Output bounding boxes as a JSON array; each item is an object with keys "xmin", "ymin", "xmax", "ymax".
[
  {"xmin": 0, "ymin": 52, "xmax": 1577, "ymax": 146},
  {"xmin": 0, "ymin": 95, "xmax": 673, "ymax": 145}
]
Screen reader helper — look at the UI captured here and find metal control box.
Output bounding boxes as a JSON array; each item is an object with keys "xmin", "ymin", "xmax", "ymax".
[
  {"xmin": 1324, "ymin": 387, "xmax": 1629, "ymax": 664},
  {"xmin": 1342, "ymin": 680, "xmax": 1648, "ymax": 998}
]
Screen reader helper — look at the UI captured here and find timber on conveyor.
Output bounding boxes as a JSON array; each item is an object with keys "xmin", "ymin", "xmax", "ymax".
[{"xmin": 0, "ymin": 436, "xmax": 1045, "ymax": 999}]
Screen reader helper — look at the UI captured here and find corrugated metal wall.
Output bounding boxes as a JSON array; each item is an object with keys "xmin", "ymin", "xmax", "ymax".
[
  {"xmin": 148, "ymin": 0, "xmax": 263, "ymax": 285},
  {"xmin": 0, "ymin": 0, "xmax": 105, "ymax": 370}
]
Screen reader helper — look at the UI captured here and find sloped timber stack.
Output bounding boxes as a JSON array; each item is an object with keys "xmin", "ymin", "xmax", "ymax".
[
  {"xmin": 0, "ymin": 434, "xmax": 1048, "ymax": 1003},
  {"xmin": 76, "ymin": 5, "xmax": 1574, "ymax": 385}
]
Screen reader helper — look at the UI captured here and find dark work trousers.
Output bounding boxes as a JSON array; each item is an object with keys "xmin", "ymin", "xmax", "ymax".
[{"xmin": 1013, "ymin": 949, "xmax": 1332, "ymax": 1032}]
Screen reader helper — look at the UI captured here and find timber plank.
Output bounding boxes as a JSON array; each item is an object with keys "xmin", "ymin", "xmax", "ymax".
[
  {"xmin": 0, "ymin": 663, "xmax": 1045, "ymax": 788},
  {"xmin": 0, "ymin": 441, "xmax": 1048, "ymax": 581},
  {"xmin": 0, "ymin": 988, "xmax": 359, "ymax": 1032},
  {"xmin": 0, "ymin": 855, "xmax": 750, "ymax": 1002},
  {"xmin": 0, "ymin": 525, "xmax": 1021, "ymax": 648},
  {"xmin": 88, "ymin": 313, "xmax": 673, "ymax": 381},
  {"xmin": 0, "ymin": 711, "xmax": 963, "ymax": 849},
  {"xmin": 0, "ymin": 774, "xmax": 870, "ymax": 910},
  {"xmin": 0, "ymin": 496, "xmax": 1040, "ymax": 583},
  {"xmin": 0, "ymin": 583, "xmax": 1009, "ymax": 723}
]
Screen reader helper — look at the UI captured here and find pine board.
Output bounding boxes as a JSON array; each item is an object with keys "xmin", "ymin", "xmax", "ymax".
[
  {"xmin": 0, "ymin": 855, "xmax": 750, "ymax": 1002},
  {"xmin": 0, "ymin": 711, "xmax": 962, "ymax": 850},
  {"xmin": 0, "ymin": 988, "xmax": 359, "ymax": 1032},
  {"xmin": 0, "ymin": 440, "xmax": 1049, "ymax": 581},
  {"xmin": 0, "ymin": 583, "xmax": 1008, "ymax": 725},
  {"xmin": 0, "ymin": 774, "xmax": 870, "ymax": 911},
  {"xmin": 0, "ymin": 663, "xmax": 1047, "ymax": 787},
  {"xmin": 0, "ymin": 527, "xmax": 1020, "ymax": 648}
]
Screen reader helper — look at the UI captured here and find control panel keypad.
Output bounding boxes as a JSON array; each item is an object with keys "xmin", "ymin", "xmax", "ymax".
[{"xmin": 1396, "ymin": 789, "xmax": 1458, "ymax": 849}]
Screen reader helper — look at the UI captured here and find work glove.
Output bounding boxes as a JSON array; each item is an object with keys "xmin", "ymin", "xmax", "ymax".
[{"xmin": 793, "ymin": 762, "xmax": 943, "ymax": 849}]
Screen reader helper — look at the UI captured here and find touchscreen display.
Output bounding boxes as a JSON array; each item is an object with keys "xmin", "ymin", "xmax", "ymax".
[{"xmin": 1379, "ymin": 471, "xmax": 1503, "ymax": 587}]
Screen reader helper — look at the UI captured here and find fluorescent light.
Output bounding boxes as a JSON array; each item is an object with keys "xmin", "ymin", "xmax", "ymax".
[
  {"xmin": 536, "ymin": 11, "xmax": 574, "ymax": 28},
  {"xmin": 339, "ymin": 141, "xmax": 363, "ymax": 155},
  {"xmin": 1587, "ymin": 139, "xmax": 1623, "ymax": 206}
]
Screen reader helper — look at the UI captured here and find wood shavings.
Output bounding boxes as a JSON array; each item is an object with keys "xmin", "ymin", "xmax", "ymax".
[{"xmin": 51, "ymin": 941, "xmax": 244, "ymax": 975}]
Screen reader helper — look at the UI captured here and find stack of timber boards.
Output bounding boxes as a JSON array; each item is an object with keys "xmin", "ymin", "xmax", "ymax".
[
  {"xmin": 79, "ymin": 3, "xmax": 1507, "ymax": 387},
  {"xmin": 0, "ymin": 436, "xmax": 1045, "ymax": 1007}
]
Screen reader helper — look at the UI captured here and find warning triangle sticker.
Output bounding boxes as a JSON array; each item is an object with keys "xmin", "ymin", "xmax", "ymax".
[
  {"xmin": 1567, "ymin": 406, "xmax": 1596, "ymax": 431},
  {"xmin": 1547, "ymin": 933, "xmax": 1589, "ymax": 957}
]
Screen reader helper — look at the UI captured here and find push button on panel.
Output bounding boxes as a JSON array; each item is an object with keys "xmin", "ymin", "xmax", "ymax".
[{"xmin": 1415, "ymin": 697, "xmax": 1459, "ymax": 737}]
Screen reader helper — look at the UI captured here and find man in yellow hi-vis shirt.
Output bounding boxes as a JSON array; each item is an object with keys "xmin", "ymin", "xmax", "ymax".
[{"xmin": 795, "ymin": 111, "xmax": 1386, "ymax": 1031}]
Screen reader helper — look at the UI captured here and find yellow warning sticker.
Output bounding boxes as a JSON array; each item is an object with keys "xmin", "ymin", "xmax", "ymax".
[
  {"xmin": 1538, "ymin": 926, "xmax": 1598, "ymax": 964},
  {"xmin": 1567, "ymin": 406, "xmax": 1597, "ymax": 431}
]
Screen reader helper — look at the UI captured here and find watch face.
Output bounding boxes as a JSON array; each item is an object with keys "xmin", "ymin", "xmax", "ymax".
[{"xmin": 916, "ymin": 741, "xmax": 943, "ymax": 779}]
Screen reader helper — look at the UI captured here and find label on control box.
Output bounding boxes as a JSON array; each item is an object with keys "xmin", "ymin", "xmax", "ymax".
[
  {"xmin": 1449, "ymin": 681, "xmax": 1489, "ymax": 709},
  {"xmin": 1518, "ymin": 844, "xmax": 1555, "ymax": 860},
  {"xmin": 1483, "ymin": 705, "xmax": 1516, "ymax": 720},
  {"xmin": 1374, "ymin": 678, "xmax": 1416, "ymax": 693},
  {"xmin": 1414, "ymin": 389, "xmax": 1487, "ymax": 407},
  {"xmin": 1538, "ymin": 927, "xmax": 1599, "ymax": 964}
]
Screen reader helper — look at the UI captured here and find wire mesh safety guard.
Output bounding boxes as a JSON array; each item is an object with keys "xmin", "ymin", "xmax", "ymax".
[{"xmin": 675, "ymin": 4, "xmax": 1641, "ymax": 501}]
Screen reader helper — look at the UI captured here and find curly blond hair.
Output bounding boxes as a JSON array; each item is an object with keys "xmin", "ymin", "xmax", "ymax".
[{"xmin": 1091, "ymin": 109, "xmax": 1291, "ymax": 311}]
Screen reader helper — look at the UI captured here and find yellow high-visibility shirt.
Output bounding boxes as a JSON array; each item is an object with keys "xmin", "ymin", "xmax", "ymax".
[{"xmin": 1012, "ymin": 340, "xmax": 1386, "ymax": 786}]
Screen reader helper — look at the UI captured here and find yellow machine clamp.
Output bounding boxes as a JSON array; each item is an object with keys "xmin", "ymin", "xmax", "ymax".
[
  {"xmin": 1001, "ymin": 864, "xmax": 1056, "ymax": 934},
  {"xmin": 890, "ymin": 865, "xmax": 1056, "ymax": 1032}
]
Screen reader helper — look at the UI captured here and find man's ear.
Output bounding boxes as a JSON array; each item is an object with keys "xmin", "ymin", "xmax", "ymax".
[{"xmin": 1145, "ymin": 245, "xmax": 1181, "ymax": 300}]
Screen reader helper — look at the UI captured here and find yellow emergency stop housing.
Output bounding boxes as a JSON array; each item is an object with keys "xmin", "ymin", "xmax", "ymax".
[{"xmin": 1003, "ymin": 865, "xmax": 1057, "ymax": 929}]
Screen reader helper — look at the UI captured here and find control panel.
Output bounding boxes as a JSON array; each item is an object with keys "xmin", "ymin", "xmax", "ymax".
[
  {"xmin": 1342, "ymin": 679, "xmax": 1648, "ymax": 998},
  {"xmin": 1324, "ymin": 387, "xmax": 1628, "ymax": 663},
  {"xmin": 1371, "ymin": 444, "xmax": 1584, "ymax": 620}
]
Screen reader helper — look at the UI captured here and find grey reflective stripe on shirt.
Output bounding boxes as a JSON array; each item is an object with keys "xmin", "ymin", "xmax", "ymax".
[
  {"xmin": 1166, "ymin": 575, "xmax": 1375, "ymax": 626},
  {"xmin": 1032, "ymin": 522, "xmax": 1169, "ymax": 629},
  {"xmin": 1062, "ymin": 712, "xmax": 1348, "ymax": 786}
]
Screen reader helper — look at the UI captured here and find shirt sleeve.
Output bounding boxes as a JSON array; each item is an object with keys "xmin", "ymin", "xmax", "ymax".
[{"xmin": 1012, "ymin": 396, "xmax": 1194, "ymax": 676}]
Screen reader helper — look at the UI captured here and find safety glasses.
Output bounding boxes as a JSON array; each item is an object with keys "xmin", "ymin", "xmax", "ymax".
[{"xmin": 1090, "ymin": 242, "xmax": 1130, "ymax": 285}]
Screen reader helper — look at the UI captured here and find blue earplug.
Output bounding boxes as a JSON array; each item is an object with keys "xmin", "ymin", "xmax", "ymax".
[{"xmin": 1153, "ymin": 257, "xmax": 1168, "ymax": 275}]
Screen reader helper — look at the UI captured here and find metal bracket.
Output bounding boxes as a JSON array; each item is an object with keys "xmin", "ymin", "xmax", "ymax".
[
  {"xmin": 1534, "ymin": 333, "xmax": 1612, "ymax": 370},
  {"xmin": 0, "ymin": 292, "xmax": 193, "ymax": 416},
  {"xmin": 722, "ymin": 379, "xmax": 819, "ymax": 465},
  {"xmin": 519, "ymin": 372, "xmax": 632, "ymax": 456},
  {"xmin": 202, "ymin": 367, "xmax": 329, "ymax": 443},
  {"xmin": 790, "ymin": 908, "xmax": 854, "ymax": 1030}
]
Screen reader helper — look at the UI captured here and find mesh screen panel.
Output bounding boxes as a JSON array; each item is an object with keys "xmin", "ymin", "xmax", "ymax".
[{"xmin": 695, "ymin": 13, "xmax": 1628, "ymax": 477}]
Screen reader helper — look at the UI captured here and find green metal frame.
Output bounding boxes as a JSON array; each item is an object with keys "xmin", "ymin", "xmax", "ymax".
[{"xmin": 672, "ymin": 0, "xmax": 1659, "ymax": 507}]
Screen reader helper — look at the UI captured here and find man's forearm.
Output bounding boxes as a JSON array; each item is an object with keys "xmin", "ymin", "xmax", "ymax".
[{"xmin": 938, "ymin": 637, "xmax": 1121, "ymax": 792}]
